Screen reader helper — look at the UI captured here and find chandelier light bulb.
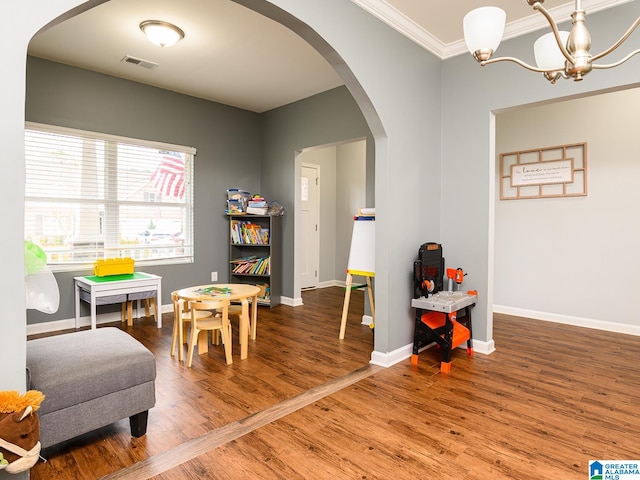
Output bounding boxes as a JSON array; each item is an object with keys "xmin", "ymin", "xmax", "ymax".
[{"xmin": 534, "ymin": 31, "xmax": 570, "ymax": 71}]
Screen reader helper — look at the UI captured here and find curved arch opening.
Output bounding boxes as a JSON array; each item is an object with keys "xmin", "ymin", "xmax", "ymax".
[
  {"xmin": 20, "ymin": 5, "xmax": 390, "ymax": 476},
  {"xmin": 27, "ymin": 0, "xmax": 387, "ymax": 352}
]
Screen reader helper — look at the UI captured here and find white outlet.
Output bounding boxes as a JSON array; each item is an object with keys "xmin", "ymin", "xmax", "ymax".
[{"xmin": 211, "ymin": 271, "xmax": 218, "ymax": 282}]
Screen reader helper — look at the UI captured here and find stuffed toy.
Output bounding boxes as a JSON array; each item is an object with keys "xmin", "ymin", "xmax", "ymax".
[{"xmin": 0, "ymin": 390, "xmax": 45, "ymax": 474}]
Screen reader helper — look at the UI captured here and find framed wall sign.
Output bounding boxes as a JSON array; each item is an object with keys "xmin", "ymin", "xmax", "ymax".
[{"xmin": 500, "ymin": 143, "xmax": 587, "ymax": 200}]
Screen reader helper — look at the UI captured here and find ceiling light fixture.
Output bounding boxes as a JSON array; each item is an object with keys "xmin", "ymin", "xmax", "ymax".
[
  {"xmin": 463, "ymin": 0, "xmax": 640, "ymax": 84},
  {"xmin": 140, "ymin": 20, "xmax": 185, "ymax": 48}
]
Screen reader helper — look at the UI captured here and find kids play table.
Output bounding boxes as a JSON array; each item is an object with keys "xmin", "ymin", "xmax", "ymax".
[{"xmin": 74, "ymin": 272, "xmax": 162, "ymax": 330}]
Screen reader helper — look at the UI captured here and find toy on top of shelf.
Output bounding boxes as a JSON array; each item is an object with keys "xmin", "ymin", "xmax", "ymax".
[
  {"xmin": 226, "ymin": 188, "xmax": 251, "ymax": 214},
  {"xmin": 267, "ymin": 201, "xmax": 285, "ymax": 216}
]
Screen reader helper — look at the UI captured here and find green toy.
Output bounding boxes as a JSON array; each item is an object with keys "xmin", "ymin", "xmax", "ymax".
[
  {"xmin": 24, "ymin": 240, "xmax": 60, "ymax": 313},
  {"xmin": 24, "ymin": 240, "xmax": 47, "ymax": 275}
]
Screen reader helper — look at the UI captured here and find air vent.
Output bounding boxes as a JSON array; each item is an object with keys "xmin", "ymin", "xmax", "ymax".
[{"xmin": 121, "ymin": 55, "xmax": 159, "ymax": 70}]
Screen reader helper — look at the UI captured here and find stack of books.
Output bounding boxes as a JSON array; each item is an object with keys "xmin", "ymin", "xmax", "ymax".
[
  {"xmin": 247, "ymin": 195, "xmax": 267, "ymax": 215},
  {"xmin": 230, "ymin": 220, "xmax": 269, "ymax": 245},
  {"xmin": 230, "ymin": 256, "xmax": 270, "ymax": 275}
]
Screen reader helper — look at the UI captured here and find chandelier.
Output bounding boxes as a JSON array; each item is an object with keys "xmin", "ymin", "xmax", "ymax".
[{"xmin": 463, "ymin": 0, "xmax": 640, "ymax": 83}]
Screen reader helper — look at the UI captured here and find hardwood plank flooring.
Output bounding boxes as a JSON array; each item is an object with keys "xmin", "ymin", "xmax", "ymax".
[
  {"xmin": 29, "ymin": 286, "xmax": 373, "ymax": 480},
  {"xmin": 148, "ymin": 312, "xmax": 640, "ymax": 480},
  {"xmin": 29, "ymin": 292, "xmax": 640, "ymax": 479}
]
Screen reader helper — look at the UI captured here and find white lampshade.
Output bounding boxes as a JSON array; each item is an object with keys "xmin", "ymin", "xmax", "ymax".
[
  {"xmin": 534, "ymin": 31, "xmax": 570, "ymax": 70},
  {"xmin": 140, "ymin": 21, "xmax": 185, "ymax": 48},
  {"xmin": 463, "ymin": 7, "xmax": 506, "ymax": 55}
]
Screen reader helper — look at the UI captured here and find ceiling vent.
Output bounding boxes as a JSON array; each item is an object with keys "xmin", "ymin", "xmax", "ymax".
[{"xmin": 121, "ymin": 55, "xmax": 159, "ymax": 70}]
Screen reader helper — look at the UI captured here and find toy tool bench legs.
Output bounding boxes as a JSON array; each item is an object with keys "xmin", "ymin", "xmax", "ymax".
[{"xmin": 410, "ymin": 298, "xmax": 475, "ymax": 373}]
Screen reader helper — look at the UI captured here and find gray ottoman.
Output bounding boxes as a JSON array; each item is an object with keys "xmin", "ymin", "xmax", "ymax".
[{"xmin": 26, "ymin": 327, "xmax": 156, "ymax": 448}]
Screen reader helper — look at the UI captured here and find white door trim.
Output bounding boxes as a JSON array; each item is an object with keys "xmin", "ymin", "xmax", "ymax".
[{"xmin": 300, "ymin": 162, "xmax": 320, "ymax": 290}]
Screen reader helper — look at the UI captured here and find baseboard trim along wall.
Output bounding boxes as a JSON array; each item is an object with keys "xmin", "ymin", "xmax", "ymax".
[
  {"xmin": 280, "ymin": 296, "xmax": 303, "ymax": 307},
  {"xmin": 370, "ymin": 337, "xmax": 495, "ymax": 368},
  {"xmin": 26, "ymin": 303, "xmax": 174, "ymax": 336},
  {"xmin": 494, "ymin": 305, "xmax": 640, "ymax": 337}
]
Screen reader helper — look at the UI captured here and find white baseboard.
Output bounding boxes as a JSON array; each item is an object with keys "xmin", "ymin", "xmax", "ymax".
[
  {"xmin": 286, "ymin": 280, "xmax": 346, "ymax": 306},
  {"xmin": 370, "ymin": 344, "xmax": 413, "ymax": 367},
  {"xmin": 471, "ymin": 338, "xmax": 496, "ymax": 355},
  {"xmin": 494, "ymin": 305, "xmax": 640, "ymax": 337},
  {"xmin": 27, "ymin": 303, "xmax": 172, "ymax": 336},
  {"xmin": 280, "ymin": 296, "xmax": 303, "ymax": 307},
  {"xmin": 345, "ymin": 301, "xmax": 640, "ymax": 369},
  {"xmin": 369, "ymin": 337, "xmax": 495, "ymax": 368}
]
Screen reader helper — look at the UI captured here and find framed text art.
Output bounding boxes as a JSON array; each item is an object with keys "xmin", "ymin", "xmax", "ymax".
[{"xmin": 500, "ymin": 142, "xmax": 587, "ymax": 200}]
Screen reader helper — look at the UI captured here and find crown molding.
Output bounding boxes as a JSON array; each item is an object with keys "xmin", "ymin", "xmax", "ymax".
[
  {"xmin": 349, "ymin": 0, "xmax": 446, "ymax": 57},
  {"xmin": 351, "ymin": 0, "xmax": 635, "ymax": 60}
]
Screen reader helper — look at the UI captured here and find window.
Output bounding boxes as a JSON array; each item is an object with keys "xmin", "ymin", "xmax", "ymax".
[{"xmin": 25, "ymin": 122, "xmax": 195, "ymax": 270}]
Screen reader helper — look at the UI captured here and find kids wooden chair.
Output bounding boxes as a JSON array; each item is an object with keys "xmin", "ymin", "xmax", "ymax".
[
  {"xmin": 186, "ymin": 298, "xmax": 233, "ymax": 367},
  {"xmin": 170, "ymin": 290, "xmax": 213, "ymax": 363}
]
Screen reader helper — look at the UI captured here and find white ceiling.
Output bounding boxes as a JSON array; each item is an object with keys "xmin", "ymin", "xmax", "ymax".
[{"xmin": 27, "ymin": 0, "xmax": 632, "ymax": 113}]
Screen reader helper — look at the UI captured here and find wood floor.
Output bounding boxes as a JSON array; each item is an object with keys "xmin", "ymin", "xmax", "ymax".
[{"xmin": 29, "ymin": 288, "xmax": 640, "ymax": 479}]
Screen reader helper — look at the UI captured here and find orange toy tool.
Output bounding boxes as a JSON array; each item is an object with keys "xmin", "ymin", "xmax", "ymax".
[{"xmin": 446, "ymin": 268, "xmax": 456, "ymax": 291}]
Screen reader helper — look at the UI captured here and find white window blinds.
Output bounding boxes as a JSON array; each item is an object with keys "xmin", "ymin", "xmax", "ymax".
[{"xmin": 25, "ymin": 122, "xmax": 195, "ymax": 270}]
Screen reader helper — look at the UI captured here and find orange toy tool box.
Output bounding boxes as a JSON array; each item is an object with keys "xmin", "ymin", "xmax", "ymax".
[{"xmin": 410, "ymin": 292, "xmax": 476, "ymax": 373}]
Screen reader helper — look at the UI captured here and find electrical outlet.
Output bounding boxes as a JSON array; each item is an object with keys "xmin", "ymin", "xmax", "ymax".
[{"xmin": 211, "ymin": 271, "xmax": 218, "ymax": 282}]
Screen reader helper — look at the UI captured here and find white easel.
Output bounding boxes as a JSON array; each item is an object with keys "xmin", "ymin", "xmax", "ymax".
[{"xmin": 339, "ymin": 213, "xmax": 375, "ymax": 339}]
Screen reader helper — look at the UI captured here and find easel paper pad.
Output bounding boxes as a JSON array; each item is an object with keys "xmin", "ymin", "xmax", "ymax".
[{"xmin": 346, "ymin": 216, "xmax": 374, "ymax": 276}]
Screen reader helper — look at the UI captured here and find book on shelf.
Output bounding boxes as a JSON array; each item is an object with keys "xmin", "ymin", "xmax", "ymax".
[
  {"xmin": 230, "ymin": 220, "xmax": 269, "ymax": 245},
  {"xmin": 230, "ymin": 255, "xmax": 258, "ymax": 264},
  {"xmin": 246, "ymin": 206, "xmax": 268, "ymax": 215},
  {"xmin": 230, "ymin": 256, "xmax": 270, "ymax": 275}
]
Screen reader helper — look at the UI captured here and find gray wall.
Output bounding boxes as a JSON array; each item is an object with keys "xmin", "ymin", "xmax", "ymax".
[
  {"xmin": 336, "ymin": 140, "xmax": 367, "ymax": 283},
  {"xmin": 441, "ymin": 1, "xmax": 640, "ymax": 349},
  {"xmin": 25, "ymin": 56, "xmax": 263, "ymax": 323},
  {"xmin": 495, "ymin": 88, "xmax": 640, "ymax": 331},
  {"xmin": 260, "ymin": 86, "xmax": 375, "ymax": 296},
  {"xmin": 25, "ymin": 57, "xmax": 373, "ymax": 326}
]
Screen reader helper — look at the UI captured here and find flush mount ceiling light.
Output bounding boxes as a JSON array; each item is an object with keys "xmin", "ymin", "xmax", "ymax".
[
  {"xmin": 463, "ymin": 0, "xmax": 640, "ymax": 84},
  {"xmin": 140, "ymin": 20, "xmax": 185, "ymax": 48}
]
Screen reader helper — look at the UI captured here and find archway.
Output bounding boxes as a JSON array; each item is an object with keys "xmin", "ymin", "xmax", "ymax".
[
  {"xmin": 10, "ymin": 0, "xmax": 448, "ymax": 408},
  {"xmin": 25, "ymin": 0, "xmax": 388, "ymax": 352}
]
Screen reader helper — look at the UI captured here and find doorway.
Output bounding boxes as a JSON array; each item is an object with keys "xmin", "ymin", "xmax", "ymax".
[
  {"xmin": 300, "ymin": 163, "xmax": 320, "ymax": 289},
  {"xmin": 295, "ymin": 139, "xmax": 366, "ymax": 302}
]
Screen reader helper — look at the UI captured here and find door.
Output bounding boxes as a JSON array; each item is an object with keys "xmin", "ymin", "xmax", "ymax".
[{"xmin": 300, "ymin": 164, "xmax": 319, "ymax": 289}]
